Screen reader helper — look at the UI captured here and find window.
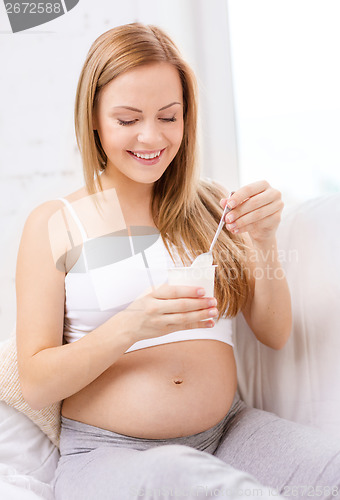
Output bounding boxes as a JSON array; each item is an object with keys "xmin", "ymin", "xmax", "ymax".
[{"xmin": 228, "ymin": 0, "xmax": 340, "ymax": 206}]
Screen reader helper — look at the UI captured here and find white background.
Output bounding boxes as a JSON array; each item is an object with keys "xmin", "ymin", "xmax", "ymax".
[{"xmin": 228, "ymin": 0, "xmax": 340, "ymax": 206}]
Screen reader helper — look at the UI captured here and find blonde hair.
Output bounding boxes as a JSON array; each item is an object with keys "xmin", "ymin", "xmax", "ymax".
[{"xmin": 74, "ymin": 22, "xmax": 250, "ymax": 319}]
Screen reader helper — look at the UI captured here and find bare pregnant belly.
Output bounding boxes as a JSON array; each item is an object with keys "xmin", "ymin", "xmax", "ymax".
[{"xmin": 61, "ymin": 340, "xmax": 237, "ymax": 439}]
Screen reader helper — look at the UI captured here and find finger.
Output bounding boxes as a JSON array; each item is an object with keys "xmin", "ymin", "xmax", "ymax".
[
  {"xmin": 226, "ymin": 180, "xmax": 270, "ymax": 210},
  {"xmin": 153, "ymin": 283, "xmax": 208, "ymax": 300},
  {"xmin": 155, "ymin": 296, "xmax": 217, "ymax": 315},
  {"xmin": 225, "ymin": 196, "xmax": 284, "ymax": 230},
  {"xmin": 228, "ymin": 208, "xmax": 283, "ymax": 234},
  {"xmin": 164, "ymin": 307, "xmax": 218, "ymax": 326},
  {"xmin": 225, "ymin": 201, "xmax": 283, "ymax": 232},
  {"xmin": 166, "ymin": 319, "xmax": 215, "ymax": 334},
  {"xmin": 184, "ymin": 319, "xmax": 215, "ymax": 330},
  {"xmin": 220, "ymin": 190, "xmax": 235, "ymax": 209},
  {"xmin": 224, "ymin": 188, "xmax": 282, "ymax": 224}
]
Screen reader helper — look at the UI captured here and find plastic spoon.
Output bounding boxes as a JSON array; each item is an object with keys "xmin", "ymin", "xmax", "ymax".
[{"xmin": 191, "ymin": 191, "xmax": 235, "ymax": 267}]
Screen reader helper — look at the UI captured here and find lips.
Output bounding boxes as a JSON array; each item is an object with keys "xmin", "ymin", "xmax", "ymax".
[
  {"xmin": 127, "ymin": 148, "xmax": 166, "ymax": 165},
  {"xmin": 130, "ymin": 150, "xmax": 161, "ymax": 159}
]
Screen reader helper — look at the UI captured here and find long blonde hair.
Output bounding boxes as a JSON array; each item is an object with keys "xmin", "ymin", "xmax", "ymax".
[{"xmin": 74, "ymin": 22, "xmax": 250, "ymax": 319}]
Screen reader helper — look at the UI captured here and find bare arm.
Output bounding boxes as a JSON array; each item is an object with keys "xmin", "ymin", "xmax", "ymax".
[
  {"xmin": 220, "ymin": 180, "xmax": 292, "ymax": 350},
  {"xmin": 15, "ymin": 201, "xmax": 135, "ymax": 410},
  {"xmin": 23, "ymin": 322, "xmax": 135, "ymax": 411},
  {"xmin": 241, "ymin": 233, "xmax": 292, "ymax": 350}
]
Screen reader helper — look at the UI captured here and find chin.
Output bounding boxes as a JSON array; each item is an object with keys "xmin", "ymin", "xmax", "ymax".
[{"xmin": 129, "ymin": 168, "xmax": 169, "ymax": 184}]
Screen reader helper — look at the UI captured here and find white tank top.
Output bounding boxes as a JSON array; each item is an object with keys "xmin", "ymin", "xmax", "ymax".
[{"xmin": 57, "ymin": 198, "xmax": 234, "ymax": 352}]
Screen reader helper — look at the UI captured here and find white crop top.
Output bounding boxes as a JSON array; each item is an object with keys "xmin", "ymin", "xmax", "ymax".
[{"xmin": 57, "ymin": 197, "xmax": 234, "ymax": 352}]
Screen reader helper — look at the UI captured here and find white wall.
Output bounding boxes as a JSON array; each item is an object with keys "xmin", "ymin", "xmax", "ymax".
[
  {"xmin": 228, "ymin": 0, "xmax": 340, "ymax": 207},
  {"xmin": 0, "ymin": 0, "xmax": 237, "ymax": 340}
]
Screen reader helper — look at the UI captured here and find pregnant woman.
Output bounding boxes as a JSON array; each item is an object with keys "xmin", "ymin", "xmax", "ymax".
[{"xmin": 16, "ymin": 23, "xmax": 340, "ymax": 499}]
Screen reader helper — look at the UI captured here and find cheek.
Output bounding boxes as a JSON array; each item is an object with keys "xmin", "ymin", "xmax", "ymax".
[
  {"xmin": 98, "ymin": 123, "xmax": 130, "ymax": 150},
  {"xmin": 170, "ymin": 122, "xmax": 184, "ymax": 147}
]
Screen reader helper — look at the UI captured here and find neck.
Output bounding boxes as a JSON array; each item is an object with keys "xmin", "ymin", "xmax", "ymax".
[
  {"xmin": 99, "ymin": 168, "xmax": 153, "ymax": 207},
  {"xmin": 98, "ymin": 168, "xmax": 156, "ymax": 225}
]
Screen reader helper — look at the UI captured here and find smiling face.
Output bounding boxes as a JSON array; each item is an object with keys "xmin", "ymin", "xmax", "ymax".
[{"xmin": 93, "ymin": 62, "xmax": 184, "ymax": 187}]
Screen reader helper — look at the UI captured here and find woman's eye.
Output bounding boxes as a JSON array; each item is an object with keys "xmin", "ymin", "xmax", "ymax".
[
  {"xmin": 117, "ymin": 117, "xmax": 176, "ymax": 126},
  {"xmin": 160, "ymin": 117, "xmax": 177, "ymax": 122},
  {"xmin": 117, "ymin": 119, "xmax": 137, "ymax": 126}
]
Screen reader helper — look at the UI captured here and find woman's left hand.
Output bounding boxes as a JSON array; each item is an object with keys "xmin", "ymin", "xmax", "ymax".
[{"xmin": 219, "ymin": 180, "xmax": 284, "ymax": 244}]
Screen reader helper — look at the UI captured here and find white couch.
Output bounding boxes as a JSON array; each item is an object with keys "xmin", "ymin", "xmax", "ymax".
[
  {"xmin": 235, "ymin": 193, "xmax": 340, "ymax": 441},
  {"xmin": 0, "ymin": 399, "xmax": 57, "ymax": 500},
  {"xmin": 1, "ymin": 193, "xmax": 339, "ymax": 499}
]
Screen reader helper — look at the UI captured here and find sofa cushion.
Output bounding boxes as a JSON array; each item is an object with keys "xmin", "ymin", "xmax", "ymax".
[
  {"xmin": 234, "ymin": 193, "xmax": 340, "ymax": 439},
  {"xmin": 0, "ymin": 400, "xmax": 59, "ymax": 484}
]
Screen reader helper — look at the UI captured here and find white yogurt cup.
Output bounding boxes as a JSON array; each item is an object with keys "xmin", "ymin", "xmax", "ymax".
[{"xmin": 167, "ymin": 265, "xmax": 217, "ymax": 298}]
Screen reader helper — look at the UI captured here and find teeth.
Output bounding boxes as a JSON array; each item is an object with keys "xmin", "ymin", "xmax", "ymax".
[{"xmin": 132, "ymin": 150, "xmax": 161, "ymax": 159}]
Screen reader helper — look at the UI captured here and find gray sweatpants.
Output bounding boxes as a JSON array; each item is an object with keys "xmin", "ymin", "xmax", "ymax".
[{"xmin": 51, "ymin": 392, "xmax": 340, "ymax": 499}]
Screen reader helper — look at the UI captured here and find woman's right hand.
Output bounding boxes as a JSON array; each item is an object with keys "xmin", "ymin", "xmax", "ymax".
[{"xmin": 116, "ymin": 284, "xmax": 218, "ymax": 344}]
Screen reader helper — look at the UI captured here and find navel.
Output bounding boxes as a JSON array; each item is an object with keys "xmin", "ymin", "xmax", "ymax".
[{"xmin": 172, "ymin": 378, "xmax": 184, "ymax": 385}]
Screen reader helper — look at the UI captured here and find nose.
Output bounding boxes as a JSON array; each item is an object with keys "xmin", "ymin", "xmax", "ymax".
[{"xmin": 137, "ymin": 120, "xmax": 162, "ymax": 145}]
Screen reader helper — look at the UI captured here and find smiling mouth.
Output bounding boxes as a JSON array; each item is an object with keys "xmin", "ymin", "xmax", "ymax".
[
  {"xmin": 128, "ymin": 149, "xmax": 164, "ymax": 159},
  {"xmin": 126, "ymin": 148, "xmax": 166, "ymax": 164}
]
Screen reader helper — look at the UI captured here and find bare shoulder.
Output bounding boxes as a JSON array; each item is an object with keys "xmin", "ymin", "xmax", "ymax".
[
  {"xmin": 24, "ymin": 183, "xmax": 87, "ymax": 226},
  {"xmin": 18, "ymin": 201, "xmax": 63, "ymax": 279},
  {"xmin": 23, "ymin": 199, "xmax": 68, "ymax": 240},
  {"xmin": 27, "ymin": 185, "xmax": 87, "ymax": 217},
  {"xmin": 25, "ymin": 198, "xmax": 66, "ymax": 224},
  {"xmin": 23, "ymin": 185, "xmax": 88, "ymax": 262}
]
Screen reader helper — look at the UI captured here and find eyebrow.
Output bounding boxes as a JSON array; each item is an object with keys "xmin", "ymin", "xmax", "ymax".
[{"xmin": 112, "ymin": 102, "xmax": 182, "ymax": 113}]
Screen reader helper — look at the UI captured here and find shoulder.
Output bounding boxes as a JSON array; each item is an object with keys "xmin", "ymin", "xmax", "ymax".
[
  {"xmin": 23, "ymin": 199, "xmax": 66, "ymax": 236},
  {"xmin": 21, "ymin": 199, "xmax": 75, "ymax": 274},
  {"xmin": 24, "ymin": 185, "xmax": 87, "ymax": 236}
]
